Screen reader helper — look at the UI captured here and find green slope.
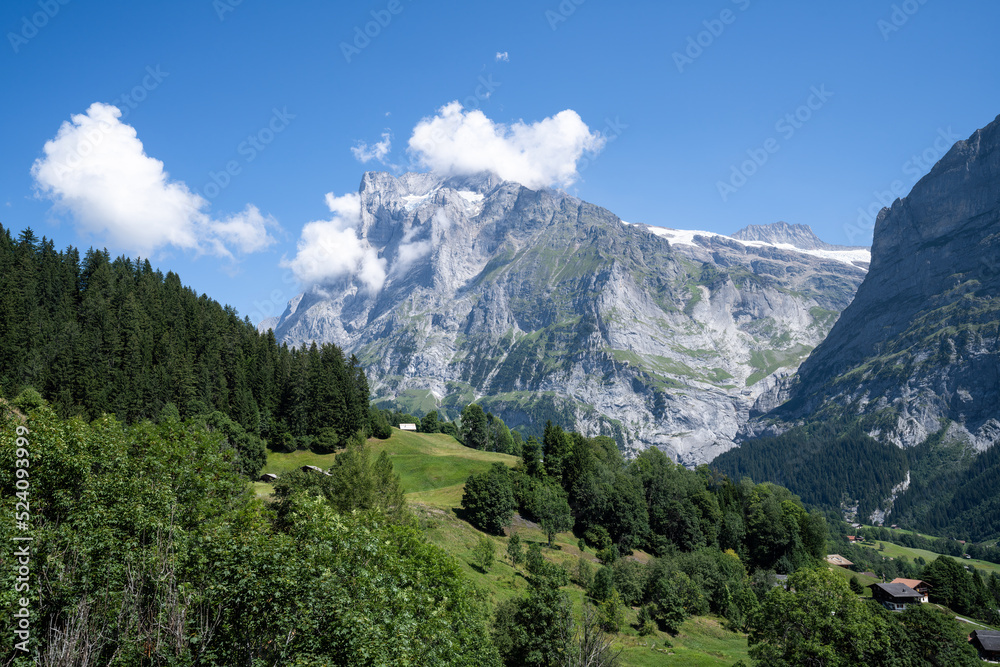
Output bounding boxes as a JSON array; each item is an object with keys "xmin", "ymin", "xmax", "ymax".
[{"xmin": 262, "ymin": 428, "xmax": 748, "ymax": 666}]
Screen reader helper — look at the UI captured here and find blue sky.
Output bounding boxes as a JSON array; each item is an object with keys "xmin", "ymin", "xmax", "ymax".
[{"xmin": 2, "ymin": 0, "xmax": 999, "ymax": 325}]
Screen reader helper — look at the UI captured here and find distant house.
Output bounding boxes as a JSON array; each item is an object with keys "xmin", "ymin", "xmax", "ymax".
[
  {"xmin": 869, "ymin": 583, "xmax": 923, "ymax": 611},
  {"xmin": 259, "ymin": 473, "xmax": 278, "ymax": 483},
  {"xmin": 970, "ymin": 630, "xmax": 1000, "ymax": 662},
  {"xmin": 399, "ymin": 423, "xmax": 418, "ymax": 431},
  {"xmin": 825, "ymin": 554, "xmax": 855, "ymax": 570},
  {"xmin": 301, "ymin": 465, "xmax": 331, "ymax": 476},
  {"xmin": 846, "ymin": 535, "xmax": 857, "ymax": 543},
  {"xmin": 890, "ymin": 578, "xmax": 930, "ymax": 603}
]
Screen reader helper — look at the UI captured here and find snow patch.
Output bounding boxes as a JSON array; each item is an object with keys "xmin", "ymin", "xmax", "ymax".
[
  {"xmin": 402, "ymin": 194, "xmax": 432, "ymax": 211},
  {"xmin": 456, "ymin": 190, "xmax": 485, "ymax": 215},
  {"xmin": 637, "ymin": 224, "xmax": 870, "ymax": 268},
  {"xmin": 457, "ymin": 190, "xmax": 484, "ymax": 204}
]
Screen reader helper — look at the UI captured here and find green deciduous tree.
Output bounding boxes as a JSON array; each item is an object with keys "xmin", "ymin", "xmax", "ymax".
[
  {"xmin": 493, "ymin": 576, "xmax": 573, "ymax": 667},
  {"xmin": 421, "ymin": 409, "xmax": 440, "ymax": 434},
  {"xmin": 508, "ymin": 530, "xmax": 524, "ymax": 566},
  {"xmin": 897, "ymin": 603, "xmax": 981, "ymax": 666},
  {"xmin": 462, "ymin": 462, "xmax": 517, "ymax": 535},
  {"xmin": 747, "ymin": 567, "xmax": 895, "ymax": 667},
  {"xmin": 475, "ymin": 534, "xmax": 497, "ymax": 572},
  {"xmin": 461, "ymin": 403, "xmax": 489, "ymax": 449},
  {"xmin": 597, "ymin": 590, "xmax": 625, "ymax": 633},
  {"xmin": 530, "ymin": 483, "xmax": 574, "ymax": 547}
]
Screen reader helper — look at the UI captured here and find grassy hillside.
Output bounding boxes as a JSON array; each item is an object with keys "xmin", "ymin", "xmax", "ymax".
[
  {"xmin": 259, "ymin": 428, "xmax": 749, "ymax": 666},
  {"xmin": 856, "ymin": 540, "xmax": 1000, "ymax": 577},
  {"xmin": 261, "ymin": 428, "xmax": 518, "ymax": 492}
]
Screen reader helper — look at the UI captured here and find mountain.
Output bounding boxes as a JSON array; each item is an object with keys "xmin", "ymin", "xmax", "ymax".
[
  {"xmin": 731, "ymin": 221, "xmax": 868, "ymax": 257},
  {"xmin": 266, "ymin": 171, "xmax": 867, "ymax": 463},
  {"xmin": 760, "ymin": 115, "xmax": 1000, "ymax": 449},
  {"xmin": 719, "ymin": 114, "xmax": 1000, "ymax": 535}
]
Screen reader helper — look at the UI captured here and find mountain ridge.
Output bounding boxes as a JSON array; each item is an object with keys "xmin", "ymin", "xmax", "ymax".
[
  {"xmin": 717, "ymin": 113, "xmax": 1000, "ymax": 534},
  {"xmin": 266, "ymin": 171, "xmax": 866, "ymax": 463},
  {"xmin": 760, "ymin": 114, "xmax": 1000, "ymax": 450}
]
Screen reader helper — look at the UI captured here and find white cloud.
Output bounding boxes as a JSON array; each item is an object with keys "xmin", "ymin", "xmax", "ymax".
[
  {"xmin": 351, "ymin": 131, "xmax": 392, "ymax": 164},
  {"xmin": 393, "ymin": 238, "xmax": 432, "ymax": 277},
  {"xmin": 31, "ymin": 102, "xmax": 276, "ymax": 259},
  {"xmin": 208, "ymin": 205, "xmax": 277, "ymax": 255},
  {"xmin": 495, "ymin": 51, "xmax": 509, "ymax": 62},
  {"xmin": 281, "ymin": 192, "xmax": 387, "ymax": 292},
  {"xmin": 390, "ymin": 209, "xmax": 438, "ymax": 278},
  {"xmin": 407, "ymin": 102, "xmax": 606, "ymax": 189}
]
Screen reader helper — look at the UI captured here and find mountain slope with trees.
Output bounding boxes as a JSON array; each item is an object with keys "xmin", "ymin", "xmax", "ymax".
[
  {"xmin": 0, "ymin": 225, "xmax": 371, "ymax": 477},
  {"xmin": 731, "ymin": 115, "xmax": 1000, "ymax": 535}
]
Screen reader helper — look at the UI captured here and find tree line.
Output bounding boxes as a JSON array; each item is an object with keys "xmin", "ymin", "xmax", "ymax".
[{"xmin": 0, "ymin": 226, "xmax": 372, "ymax": 478}]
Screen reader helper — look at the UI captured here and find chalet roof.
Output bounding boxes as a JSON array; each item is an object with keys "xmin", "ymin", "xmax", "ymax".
[
  {"xmin": 973, "ymin": 630, "xmax": 1000, "ymax": 652},
  {"xmin": 825, "ymin": 554, "xmax": 854, "ymax": 567},
  {"xmin": 890, "ymin": 578, "xmax": 929, "ymax": 590},
  {"xmin": 869, "ymin": 583, "xmax": 922, "ymax": 599}
]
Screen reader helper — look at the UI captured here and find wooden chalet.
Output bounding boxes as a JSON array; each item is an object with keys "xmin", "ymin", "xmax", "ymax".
[
  {"xmin": 825, "ymin": 554, "xmax": 854, "ymax": 570},
  {"xmin": 868, "ymin": 582, "xmax": 923, "ymax": 611},
  {"xmin": 970, "ymin": 630, "xmax": 1000, "ymax": 663},
  {"xmin": 889, "ymin": 578, "xmax": 930, "ymax": 603}
]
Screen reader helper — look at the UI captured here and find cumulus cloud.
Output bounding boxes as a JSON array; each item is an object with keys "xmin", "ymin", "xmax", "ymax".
[
  {"xmin": 31, "ymin": 102, "xmax": 276, "ymax": 259},
  {"xmin": 495, "ymin": 51, "xmax": 509, "ymax": 62},
  {"xmin": 351, "ymin": 131, "xmax": 393, "ymax": 164},
  {"xmin": 407, "ymin": 101, "xmax": 606, "ymax": 189},
  {"xmin": 208, "ymin": 205, "xmax": 277, "ymax": 255},
  {"xmin": 281, "ymin": 192, "xmax": 386, "ymax": 292}
]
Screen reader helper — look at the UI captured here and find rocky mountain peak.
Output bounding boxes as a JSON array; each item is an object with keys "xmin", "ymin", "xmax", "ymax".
[
  {"xmin": 759, "ymin": 114, "xmax": 1000, "ymax": 451},
  {"xmin": 266, "ymin": 169, "xmax": 868, "ymax": 463},
  {"xmin": 731, "ymin": 221, "xmax": 865, "ymax": 252}
]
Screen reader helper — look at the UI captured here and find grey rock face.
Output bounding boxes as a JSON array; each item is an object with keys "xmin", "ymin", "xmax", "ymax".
[
  {"xmin": 759, "ymin": 115, "xmax": 1000, "ymax": 452},
  {"xmin": 267, "ymin": 171, "xmax": 867, "ymax": 463},
  {"xmin": 731, "ymin": 221, "xmax": 864, "ymax": 252}
]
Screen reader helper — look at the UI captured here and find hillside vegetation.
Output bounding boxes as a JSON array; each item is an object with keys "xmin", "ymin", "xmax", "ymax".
[
  {"xmin": 0, "ymin": 225, "xmax": 371, "ymax": 478},
  {"xmin": 262, "ymin": 428, "xmax": 751, "ymax": 666}
]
